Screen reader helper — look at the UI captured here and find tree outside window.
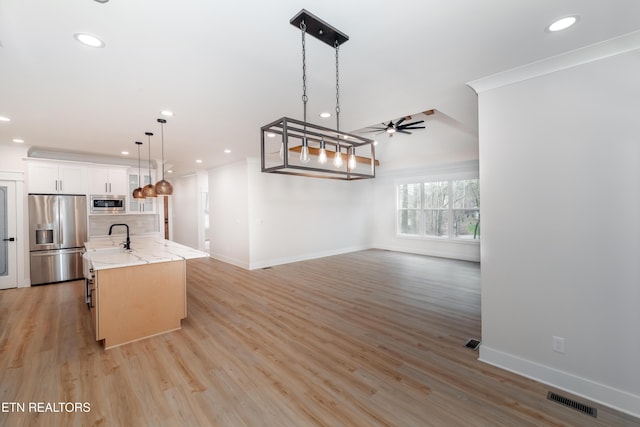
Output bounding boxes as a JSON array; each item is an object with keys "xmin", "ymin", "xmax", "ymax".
[{"xmin": 397, "ymin": 178, "xmax": 479, "ymax": 240}]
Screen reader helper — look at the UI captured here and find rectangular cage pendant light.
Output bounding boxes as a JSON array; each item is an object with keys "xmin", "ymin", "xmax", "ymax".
[
  {"xmin": 261, "ymin": 117, "xmax": 377, "ymax": 180},
  {"xmin": 260, "ymin": 9, "xmax": 377, "ymax": 180}
]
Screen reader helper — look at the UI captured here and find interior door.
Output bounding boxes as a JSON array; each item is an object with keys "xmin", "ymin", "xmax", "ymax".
[{"xmin": 0, "ymin": 181, "xmax": 17, "ymax": 289}]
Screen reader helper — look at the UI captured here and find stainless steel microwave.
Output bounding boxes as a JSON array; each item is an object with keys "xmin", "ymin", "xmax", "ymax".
[{"xmin": 90, "ymin": 195, "xmax": 126, "ymax": 214}]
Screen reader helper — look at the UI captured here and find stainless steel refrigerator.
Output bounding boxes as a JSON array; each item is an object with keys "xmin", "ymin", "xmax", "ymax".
[{"xmin": 29, "ymin": 194, "xmax": 87, "ymax": 285}]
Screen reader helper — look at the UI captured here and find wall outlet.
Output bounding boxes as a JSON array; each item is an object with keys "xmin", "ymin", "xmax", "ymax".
[{"xmin": 552, "ymin": 336, "xmax": 565, "ymax": 353}]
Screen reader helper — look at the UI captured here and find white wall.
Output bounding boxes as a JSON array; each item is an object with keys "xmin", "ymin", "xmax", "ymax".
[
  {"xmin": 0, "ymin": 144, "xmax": 28, "ymax": 172},
  {"xmin": 475, "ymin": 50, "xmax": 640, "ymax": 416},
  {"xmin": 208, "ymin": 160, "xmax": 250, "ymax": 268},
  {"xmin": 171, "ymin": 174, "xmax": 199, "ymax": 249},
  {"xmin": 247, "ymin": 158, "xmax": 373, "ymax": 269},
  {"xmin": 371, "ymin": 161, "xmax": 480, "ymax": 262}
]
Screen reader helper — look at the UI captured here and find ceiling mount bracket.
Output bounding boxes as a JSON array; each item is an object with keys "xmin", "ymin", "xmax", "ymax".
[{"xmin": 289, "ymin": 9, "xmax": 349, "ymax": 47}]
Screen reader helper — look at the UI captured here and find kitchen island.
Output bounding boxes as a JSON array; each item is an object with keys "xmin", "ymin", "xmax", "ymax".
[{"xmin": 83, "ymin": 237, "xmax": 208, "ymax": 349}]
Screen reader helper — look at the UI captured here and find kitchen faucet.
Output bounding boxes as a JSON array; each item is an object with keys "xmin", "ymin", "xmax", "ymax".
[{"xmin": 108, "ymin": 224, "xmax": 130, "ymax": 250}]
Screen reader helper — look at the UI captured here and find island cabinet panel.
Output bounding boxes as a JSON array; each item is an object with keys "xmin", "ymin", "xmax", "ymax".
[{"xmin": 94, "ymin": 260, "xmax": 186, "ymax": 349}]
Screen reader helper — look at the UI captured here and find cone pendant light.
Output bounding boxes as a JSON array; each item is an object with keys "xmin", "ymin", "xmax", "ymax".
[
  {"xmin": 142, "ymin": 131, "xmax": 157, "ymax": 198},
  {"xmin": 132, "ymin": 141, "xmax": 145, "ymax": 199},
  {"xmin": 154, "ymin": 118, "xmax": 173, "ymax": 195}
]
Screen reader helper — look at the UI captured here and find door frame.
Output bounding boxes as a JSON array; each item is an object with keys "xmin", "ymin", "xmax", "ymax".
[{"xmin": 0, "ymin": 172, "xmax": 26, "ymax": 288}]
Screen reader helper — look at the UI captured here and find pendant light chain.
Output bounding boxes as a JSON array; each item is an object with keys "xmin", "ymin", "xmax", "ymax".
[
  {"xmin": 142, "ymin": 131, "xmax": 157, "ymax": 197},
  {"xmin": 335, "ymin": 40, "xmax": 340, "ymax": 134},
  {"xmin": 160, "ymin": 120, "xmax": 165, "ymax": 180},
  {"xmin": 334, "ymin": 40, "xmax": 342, "ymax": 166},
  {"xmin": 147, "ymin": 135, "xmax": 153, "ymax": 177},
  {"xmin": 155, "ymin": 118, "xmax": 173, "ymax": 195},
  {"xmin": 300, "ymin": 20, "xmax": 308, "ymax": 135},
  {"xmin": 137, "ymin": 142, "xmax": 142, "ymax": 188}
]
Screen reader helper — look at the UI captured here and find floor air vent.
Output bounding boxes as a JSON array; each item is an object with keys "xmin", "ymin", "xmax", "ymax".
[
  {"xmin": 464, "ymin": 338, "xmax": 481, "ymax": 350},
  {"xmin": 547, "ymin": 392, "xmax": 597, "ymax": 418}
]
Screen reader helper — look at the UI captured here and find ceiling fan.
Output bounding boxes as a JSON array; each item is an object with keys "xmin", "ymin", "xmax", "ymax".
[{"xmin": 363, "ymin": 117, "xmax": 426, "ymax": 137}]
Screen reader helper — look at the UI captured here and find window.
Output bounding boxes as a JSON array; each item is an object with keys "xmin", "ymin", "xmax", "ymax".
[{"xmin": 397, "ymin": 178, "xmax": 479, "ymax": 240}]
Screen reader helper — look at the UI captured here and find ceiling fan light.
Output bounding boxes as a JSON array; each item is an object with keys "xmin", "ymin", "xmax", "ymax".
[{"xmin": 387, "ymin": 127, "xmax": 396, "ymax": 134}]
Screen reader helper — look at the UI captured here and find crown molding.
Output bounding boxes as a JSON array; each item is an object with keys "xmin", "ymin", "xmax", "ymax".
[{"xmin": 467, "ymin": 30, "xmax": 640, "ymax": 94}]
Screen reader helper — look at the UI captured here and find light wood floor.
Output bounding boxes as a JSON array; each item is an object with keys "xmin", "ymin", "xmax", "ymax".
[{"xmin": 0, "ymin": 250, "xmax": 638, "ymax": 426}]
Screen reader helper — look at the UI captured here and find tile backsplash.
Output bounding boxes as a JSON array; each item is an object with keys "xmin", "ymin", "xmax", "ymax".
[{"xmin": 89, "ymin": 214, "xmax": 159, "ymax": 238}]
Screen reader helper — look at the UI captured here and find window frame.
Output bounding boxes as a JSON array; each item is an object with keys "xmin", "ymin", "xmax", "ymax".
[{"xmin": 396, "ymin": 175, "xmax": 480, "ymax": 243}]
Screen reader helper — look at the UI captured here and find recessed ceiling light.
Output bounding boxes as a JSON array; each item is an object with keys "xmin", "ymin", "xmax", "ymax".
[
  {"xmin": 0, "ymin": 116, "xmax": 10, "ymax": 122},
  {"xmin": 160, "ymin": 110, "xmax": 174, "ymax": 116},
  {"xmin": 167, "ymin": 170, "xmax": 174, "ymax": 174},
  {"xmin": 195, "ymin": 159, "xmax": 203, "ymax": 163},
  {"xmin": 13, "ymin": 138, "xmax": 24, "ymax": 143},
  {"xmin": 548, "ymin": 16, "xmax": 578, "ymax": 32},
  {"xmin": 319, "ymin": 112, "xmax": 331, "ymax": 118},
  {"xmin": 121, "ymin": 151, "xmax": 129, "ymax": 155},
  {"xmin": 373, "ymin": 140, "xmax": 378, "ymax": 146},
  {"xmin": 73, "ymin": 33, "xmax": 105, "ymax": 48},
  {"xmin": 224, "ymin": 149, "xmax": 231, "ymax": 154}
]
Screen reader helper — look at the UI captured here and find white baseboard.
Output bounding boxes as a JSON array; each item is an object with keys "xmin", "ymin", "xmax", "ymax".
[
  {"xmin": 248, "ymin": 245, "xmax": 370, "ymax": 270},
  {"xmin": 372, "ymin": 243, "xmax": 480, "ymax": 262},
  {"xmin": 479, "ymin": 346, "xmax": 640, "ymax": 419},
  {"xmin": 208, "ymin": 252, "xmax": 250, "ymax": 270}
]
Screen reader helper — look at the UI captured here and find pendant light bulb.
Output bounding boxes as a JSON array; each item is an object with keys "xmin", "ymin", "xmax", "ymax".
[
  {"xmin": 279, "ymin": 139, "xmax": 288, "ymax": 160},
  {"xmin": 142, "ymin": 132, "xmax": 157, "ymax": 198},
  {"xmin": 318, "ymin": 138, "xmax": 327, "ymax": 165},
  {"xmin": 154, "ymin": 118, "xmax": 173, "ymax": 195},
  {"xmin": 300, "ymin": 137, "xmax": 310, "ymax": 164},
  {"xmin": 133, "ymin": 141, "xmax": 145, "ymax": 199},
  {"xmin": 348, "ymin": 147, "xmax": 357, "ymax": 169},
  {"xmin": 333, "ymin": 142, "xmax": 343, "ymax": 168}
]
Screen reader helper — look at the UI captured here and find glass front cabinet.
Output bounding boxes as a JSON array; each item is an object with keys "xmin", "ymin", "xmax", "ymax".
[{"xmin": 128, "ymin": 170, "xmax": 156, "ymax": 213}]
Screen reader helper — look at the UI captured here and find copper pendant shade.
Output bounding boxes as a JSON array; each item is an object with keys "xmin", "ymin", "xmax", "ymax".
[
  {"xmin": 132, "ymin": 141, "xmax": 146, "ymax": 199},
  {"xmin": 154, "ymin": 118, "xmax": 173, "ymax": 195},
  {"xmin": 142, "ymin": 132, "xmax": 157, "ymax": 198}
]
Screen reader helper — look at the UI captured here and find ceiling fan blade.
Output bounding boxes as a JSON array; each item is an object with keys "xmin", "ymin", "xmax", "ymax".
[
  {"xmin": 395, "ymin": 117, "xmax": 406, "ymax": 127},
  {"xmin": 402, "ymin": 126, "xmax": 426, "ymax": 130},
  {"xmin": 399, "ymin": 120, "xmax": 424, "ymax": 128},
  {"xmin": 397, "ymin": 130, "xmax": 411, "ymax": 134}
]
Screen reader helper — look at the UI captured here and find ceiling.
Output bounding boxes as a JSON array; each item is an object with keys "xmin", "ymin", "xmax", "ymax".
[{"xmin": 1, "ymin": 1, "xmax": 639, "ymax": 176}]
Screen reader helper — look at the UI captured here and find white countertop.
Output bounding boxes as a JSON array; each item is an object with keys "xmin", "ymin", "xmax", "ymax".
[{"xmin": 83, "ymin": 236, "xmax": 209, "ymax": 271}]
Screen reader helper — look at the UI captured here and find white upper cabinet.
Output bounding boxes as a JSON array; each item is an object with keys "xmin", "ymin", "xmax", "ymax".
[
  {"xmin": 88, "ymin": 167, "xmax": 128, "ymax": 195},
  {"xmin": 28, "ymin": 161, "xmax": 87, "ymax": 195},
  {"xmin": 127, "ymin": 169, "xmax": 156, "ymax": 213}
]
